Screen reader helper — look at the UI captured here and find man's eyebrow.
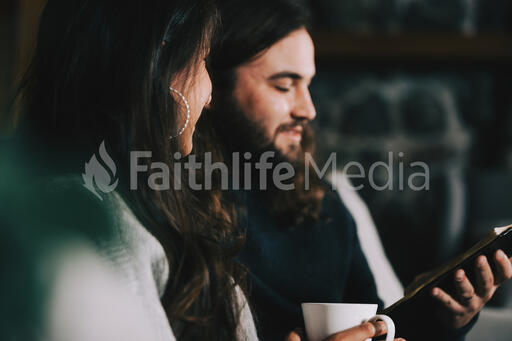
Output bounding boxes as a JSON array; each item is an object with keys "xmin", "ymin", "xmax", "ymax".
[
  {"xmin": 268, "ymin": 72, "xmax": 303, "ymax": 81},
  {"xmin": 268, "ymin": 71, "xmax": 316, "ymax": 82}
]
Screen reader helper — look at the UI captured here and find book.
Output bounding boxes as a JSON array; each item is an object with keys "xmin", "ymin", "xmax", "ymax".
[{"xmin": 384, "ymin": 224, "xmax": 512, "ymax": 316}]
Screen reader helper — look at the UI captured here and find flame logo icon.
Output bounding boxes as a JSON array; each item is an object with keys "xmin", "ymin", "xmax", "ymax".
[{"xmin": 82, "ymin": 141, "xmax": 119, "ymax": 201}]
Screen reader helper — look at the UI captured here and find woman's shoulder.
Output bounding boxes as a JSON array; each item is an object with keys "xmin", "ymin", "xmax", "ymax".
[
  {"xmin": 45, "ymin": 174, "xmax": 169, "ymax": 296},
  {"xmin": 233, "ymin": 285, "xmax": 259, "ymax": 341},
  {"xmin": 97, "ymin": 190, "xmax": 170, "ymax": 299}
]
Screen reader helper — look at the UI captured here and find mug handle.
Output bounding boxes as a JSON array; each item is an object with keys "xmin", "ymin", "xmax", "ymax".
[{"xmin": 368, "ymin": 314, "xmax": 395, "ymax": 341}]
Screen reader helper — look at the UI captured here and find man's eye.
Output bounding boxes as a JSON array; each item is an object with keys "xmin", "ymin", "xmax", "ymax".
[{"xmin": 275, "ymin": 86, "xmax": 290, "ymax": 93}]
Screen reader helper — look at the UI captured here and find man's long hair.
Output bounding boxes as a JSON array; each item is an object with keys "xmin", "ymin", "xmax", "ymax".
[{"xmin": 194, "ymin": 0, "xmax": 325, "ymax": 228}]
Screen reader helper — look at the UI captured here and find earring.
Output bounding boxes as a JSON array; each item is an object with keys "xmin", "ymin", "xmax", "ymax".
[{"xmin": 169, "ymin": 86, "xmax": 190, "ymax": 139}]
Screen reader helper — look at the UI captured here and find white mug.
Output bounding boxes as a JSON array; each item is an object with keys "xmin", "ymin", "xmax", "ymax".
[{"xmin": 302, "ymin": 303, "xmax": 395, "ymax": 341}]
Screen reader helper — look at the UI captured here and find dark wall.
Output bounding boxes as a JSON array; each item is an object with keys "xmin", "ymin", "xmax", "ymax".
[
  {"xmin": 0, "ymin": 0, "xmax": 18, "ymax": 134},
  {"xmin": 307, "ymin": 0, "xmax": 512, "ymax": 307}
]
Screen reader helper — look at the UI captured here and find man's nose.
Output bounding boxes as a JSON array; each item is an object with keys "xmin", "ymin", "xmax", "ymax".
[{"xmin": 291, "ymin": 88, "xmax": 316, "ymax": 121}]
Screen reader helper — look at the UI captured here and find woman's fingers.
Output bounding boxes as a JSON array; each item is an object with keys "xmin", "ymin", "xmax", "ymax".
[
  {"xmin": 288, "ymin": 322, "xmax": 405, "ymax": 341},
  {"xmin": 285, "ymin": 330, "xmax": 302, "ymax": 341},
  {"xmin": 493, "ymin": 250, "xmax": 512, "ymax": 285},
  {"xmin": 453, "ymin": 269, "xmax": 476, "ymax": 306},
  {"xmin": 324, "ymin": 321, "xmax": 386, "ymax": 341}
]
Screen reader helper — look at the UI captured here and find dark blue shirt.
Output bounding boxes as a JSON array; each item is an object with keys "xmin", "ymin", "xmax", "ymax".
[{"xmin": 237, "ymin": 187, "xmax": 476, "ymax": 341}]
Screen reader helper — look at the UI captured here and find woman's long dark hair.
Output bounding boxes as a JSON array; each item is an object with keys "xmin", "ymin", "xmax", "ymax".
[
  {"xmin": 195, "ymin": 0, "xmax": 325, "ymax": 228},
  {"xmin": 12, "ymin": 0, "xmax": 246, "ymax": 340}
]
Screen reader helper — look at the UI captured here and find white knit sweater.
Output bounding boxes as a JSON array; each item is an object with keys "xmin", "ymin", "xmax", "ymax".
[{"xmin": 46, "ymin": 185, "xmax": 258, "ymax": 341}]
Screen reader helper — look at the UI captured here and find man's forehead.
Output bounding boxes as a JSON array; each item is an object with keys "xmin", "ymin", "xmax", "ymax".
[{"xmin": 244, "ymin": 28, "xmax": 316, "ymax": 80}]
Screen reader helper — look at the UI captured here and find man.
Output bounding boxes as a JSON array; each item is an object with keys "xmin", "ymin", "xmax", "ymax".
[{"xmin": 195, "ymin": 0, "xmax": 512, "ymax": 340}]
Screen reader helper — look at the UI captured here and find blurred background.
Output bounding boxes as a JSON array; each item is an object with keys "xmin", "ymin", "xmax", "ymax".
[
  {"xmin": 1, "ymin": 0, "xmax": 512, "ymax": 336},
  {"xmin": 302, "ymin": 0, "xmax": 512, "ymax": 310},
  {"xmin": 0, "ymin": 0, "xmax": 45, "ymax": 135}
]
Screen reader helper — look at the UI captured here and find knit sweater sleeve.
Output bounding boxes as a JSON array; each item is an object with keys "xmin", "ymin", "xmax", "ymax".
[
  {"xmin": 234, "ymin": 285, "xmax": 260, "ymax": 341},
  {"xmin": 101, "ymin": 193, "xmax": 177, "ymax": 341}
]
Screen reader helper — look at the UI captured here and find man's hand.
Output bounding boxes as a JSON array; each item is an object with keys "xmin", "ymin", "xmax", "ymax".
[
  {"xmin": 285, "ymin": 321, "xmax": 406, "ymax": 341},
  {"xmin": 431, "ymin": 249, "xmax": 512, "ymax": 329}
]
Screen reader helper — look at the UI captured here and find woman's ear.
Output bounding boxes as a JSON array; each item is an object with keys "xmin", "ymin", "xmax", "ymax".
[{"xmin": 205, "ymin": 93, "xmax": 213, "ymax": 110}]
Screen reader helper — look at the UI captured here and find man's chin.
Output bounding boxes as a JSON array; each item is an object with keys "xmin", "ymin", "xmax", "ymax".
[{"xmin": 275, "ymin": 142, "xmax": 302, "ymax": 162}]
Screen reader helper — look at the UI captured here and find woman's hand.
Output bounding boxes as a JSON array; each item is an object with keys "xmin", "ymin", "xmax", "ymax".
[
  {"xmin": 285, "ymin": 321, "xmax": 405, "ymax": 341},
  {"xmin": 431, "ymin": 249, "xmax": 512, "ymax": 329}
]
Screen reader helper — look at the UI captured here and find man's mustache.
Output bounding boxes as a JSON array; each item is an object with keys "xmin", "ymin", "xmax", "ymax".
[{"xmin": 276, "ymin": 119, "xmax": 308, "ymax": 133}]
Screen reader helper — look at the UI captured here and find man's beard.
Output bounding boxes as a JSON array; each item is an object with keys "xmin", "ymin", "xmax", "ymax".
[
  {"xmin": 210, "ymin": 90, "xmax": 307, "ymax": 164},
  {"xmin": 197, "ymin": 89, "xmax": 324, "ymax": 228}
]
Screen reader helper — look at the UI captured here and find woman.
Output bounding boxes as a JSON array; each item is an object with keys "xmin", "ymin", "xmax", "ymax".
[{"xmin": 9, "ymin": 0, "xmax": 257, "ymax": 340}]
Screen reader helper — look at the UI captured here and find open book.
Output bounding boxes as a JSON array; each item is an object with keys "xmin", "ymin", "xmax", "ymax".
[{"xmin": 384, "ymin": 224, "xmax": 512, "ymax": 315}]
